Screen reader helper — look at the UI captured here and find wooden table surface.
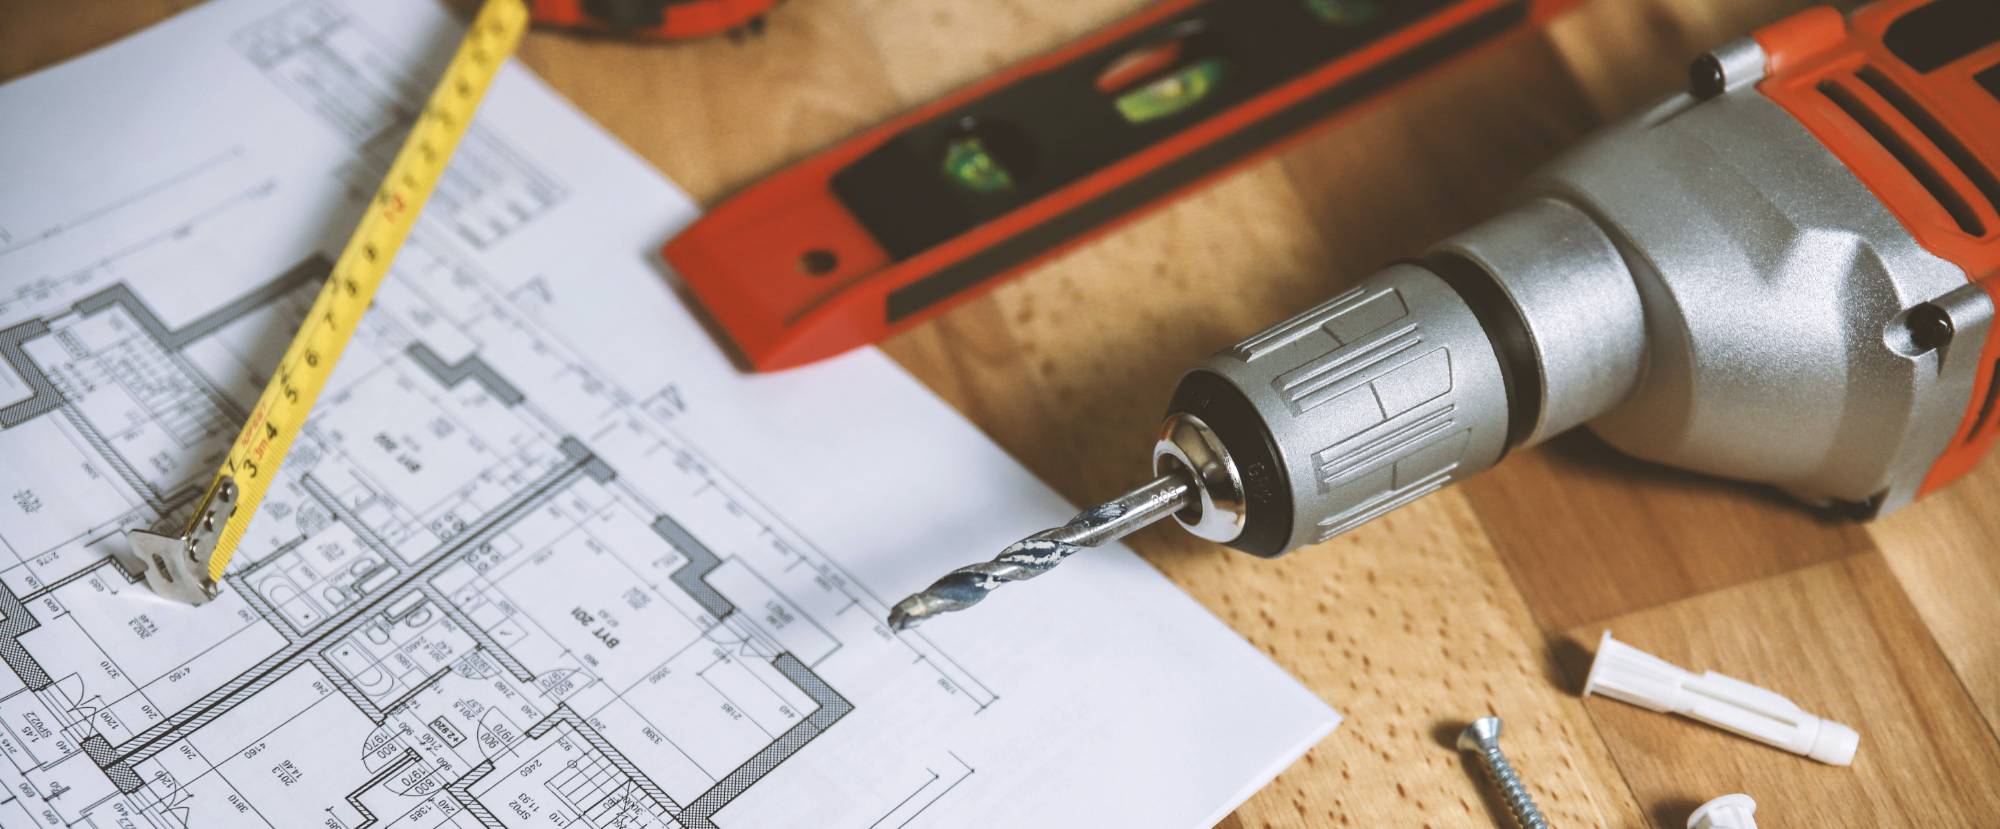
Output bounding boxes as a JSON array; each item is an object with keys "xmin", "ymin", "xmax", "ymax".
[{"xmin": 9, "ymin": 1, "xmax": 2000, "ymax": 826}]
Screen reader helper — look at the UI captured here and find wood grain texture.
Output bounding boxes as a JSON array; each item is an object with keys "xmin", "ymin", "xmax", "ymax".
[
  {"xmin": 1199, "ymin": 494, "xmax": 1645, "ymax": 827},
  {"xmin": 0, "ymin": 0, "xmax": 193, "ymax": 80},
  {"xmin": 7, "ymin": 1, "xmax": 2000, "ymax": 826},
  {"xmin": 518, "ymin": 0, "xmax": 901, "ymax": 203},
  {"xmin": 1561, "ymin": 554, "xmax": 2000, "ymax": 827},
  {"xmin": 1465, "ymin": 432, "xmax": 1879, "ymax": 631},
  {"xmin": 1870, "ymin": 460, "xmax": 2000, "ymax": 729}
]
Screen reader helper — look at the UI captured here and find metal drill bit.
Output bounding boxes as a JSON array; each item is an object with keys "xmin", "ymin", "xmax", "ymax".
[{"xmin": 888, "ymin": 470, "xmax": 1196, "ymax": 631}]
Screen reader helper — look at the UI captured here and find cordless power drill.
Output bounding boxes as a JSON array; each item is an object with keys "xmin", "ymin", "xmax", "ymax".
[{"xmin": 891, "ymin": 0, "xmax": 2000, "ymax": 629}]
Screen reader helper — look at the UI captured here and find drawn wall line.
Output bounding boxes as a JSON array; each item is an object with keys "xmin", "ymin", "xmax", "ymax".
[
  {"xmin": 679, "ymin": 653, "xmax": 855, "ymax": 829},
  {"xmin": 105, "ymin": 452, "xmax": 590, "ymax": 779},
  {"xmin": 405, "ymin": 342, "xmax": 525, "ymax": 406},
  {"xmin": 444, "ymin": 759, "xmax": 504, "ymax": 828},
  {"xmin": 524, "ymin": 705, "xmax": 681, "ymax": 814},
  {"xmin": 0, "ymin": 318, "xmax": 58, "ymax": 428},
  {"xmin": 345, "ymin": 747, "xmax": 420, "ymax": 829}
]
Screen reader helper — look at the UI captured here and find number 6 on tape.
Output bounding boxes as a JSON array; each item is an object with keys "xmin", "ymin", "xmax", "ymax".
[{"xmin": 118, "ymin": 0, "xmax": 530, "ymax": 605}]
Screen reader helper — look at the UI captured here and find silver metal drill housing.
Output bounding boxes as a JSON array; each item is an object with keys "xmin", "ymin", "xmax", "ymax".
[{"xmin": 1156, "ymin": 42, "xmax": 1993, "ymax": 556}]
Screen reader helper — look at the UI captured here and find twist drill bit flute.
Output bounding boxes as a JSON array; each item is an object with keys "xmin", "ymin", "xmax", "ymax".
[
  {"xmin": 888, "ymin": 472, "xmax": 1195, "ymax": 630},
  {"xmin": 890, "ymin": 9, "xmax": 2000, "ymax": 630}
]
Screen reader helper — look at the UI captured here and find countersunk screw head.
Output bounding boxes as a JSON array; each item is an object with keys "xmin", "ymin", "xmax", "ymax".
[{"xmin": 1458, "ymin": 716, "xmax": 1503, "ymax": 751}]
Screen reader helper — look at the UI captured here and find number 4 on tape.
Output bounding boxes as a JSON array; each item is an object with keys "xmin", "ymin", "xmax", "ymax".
[{"xmin": 116, "ymin": 0, "xmax": 530, "ymax": 605}]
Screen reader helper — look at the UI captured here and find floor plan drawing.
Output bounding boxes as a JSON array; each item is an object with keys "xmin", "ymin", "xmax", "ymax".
[
  {"xmin": 0, "ymin": 1, "xmax": 1337, "ymax": 827},
  {"xmin": 0, "ymin": 219, "xmax": 998, "ymax": 827}
]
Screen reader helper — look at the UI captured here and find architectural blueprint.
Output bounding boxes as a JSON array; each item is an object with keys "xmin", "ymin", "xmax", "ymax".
[{"xmin": 0, "ymin": 1, "xmax": 1338, "ymax": 826}]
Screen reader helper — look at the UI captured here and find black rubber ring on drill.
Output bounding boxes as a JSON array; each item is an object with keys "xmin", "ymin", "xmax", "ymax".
[
  {"xmin": 1167, "ymin": 369, "xmax": 1293, "ymax": 558},
  {"xmin": 1422, "ymin": 252, "xmax": 1543, "ymax": 455}
]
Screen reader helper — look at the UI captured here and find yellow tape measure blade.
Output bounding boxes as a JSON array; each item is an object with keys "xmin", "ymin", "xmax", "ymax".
[{"xmin": 123, "ymin": 0, "xmax": 529, "ymax": 604}]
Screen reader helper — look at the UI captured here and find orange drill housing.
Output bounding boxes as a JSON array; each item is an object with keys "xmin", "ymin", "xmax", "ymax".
[{"xmin": 1755, "ymin": 0, "xmax": 2000, "ymax": 494}]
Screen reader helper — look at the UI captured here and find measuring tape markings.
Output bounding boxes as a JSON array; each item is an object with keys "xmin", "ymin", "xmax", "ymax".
[{"xmin": 187, "ymin": 0, "xmax": 531, "ymax": 587}]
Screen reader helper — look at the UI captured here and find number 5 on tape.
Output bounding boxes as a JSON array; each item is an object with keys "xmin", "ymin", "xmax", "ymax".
[{"xmin": 117, "ymin": 0, "xmax": 530, "ymax": 605}]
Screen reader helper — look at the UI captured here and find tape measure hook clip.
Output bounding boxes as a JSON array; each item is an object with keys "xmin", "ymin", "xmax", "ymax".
[{"xmin": 117, "ymin": 477, "xmax": 236, "ymax": 605}]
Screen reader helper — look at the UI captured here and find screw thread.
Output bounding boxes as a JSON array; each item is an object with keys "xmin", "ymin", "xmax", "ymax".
[{"xmin": 1468, "ymin": 738, "xmax": 1549, "ymax": 829}]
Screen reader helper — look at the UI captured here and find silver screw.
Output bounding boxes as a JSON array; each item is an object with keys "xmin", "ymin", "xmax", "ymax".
[{"xmin": 1457, "ymin": 716, "xmax": 1550, "ymax": 829}]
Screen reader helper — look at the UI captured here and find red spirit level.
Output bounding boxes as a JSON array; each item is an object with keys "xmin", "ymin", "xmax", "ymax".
[
  {"xmin": 530, "ymin": 0, "xmax": 780, "ymax": 40},
  {"xmin": 664, "ymin": 0, "xmax": 1583, "ymax": 371}
]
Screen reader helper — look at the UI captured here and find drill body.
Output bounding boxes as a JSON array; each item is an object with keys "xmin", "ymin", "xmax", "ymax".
[
  {"xmin": 889, "ymin": 0, "xmax": 2000, "ymax": 628},
  {"xmin": 1157, "ymin": 0, "xmax": 2000, "ymax": 556}
]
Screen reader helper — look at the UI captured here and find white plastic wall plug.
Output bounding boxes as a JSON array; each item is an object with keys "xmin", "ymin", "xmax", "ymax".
[{"xmin": 1583, "ymin": 631, "xmax": 1858, "ymax": 765}]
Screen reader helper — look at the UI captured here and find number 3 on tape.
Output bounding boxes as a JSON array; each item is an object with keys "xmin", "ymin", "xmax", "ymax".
[{"xmin": 117, "ymin": 0, "xmax": 530, "ymax": 605}]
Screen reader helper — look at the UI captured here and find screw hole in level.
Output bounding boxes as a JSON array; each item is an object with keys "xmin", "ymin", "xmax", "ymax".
[{"xmin": 800, "ymin": 249, "xmax": 838, "ymax": 276}]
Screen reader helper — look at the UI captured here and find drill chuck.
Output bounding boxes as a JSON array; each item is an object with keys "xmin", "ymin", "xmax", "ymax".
[
  {"xmin": 1155, "ymin": 198, "xmax": 1643, "ymax": 556},
  {"xmin": 1158, "ymin": 262, "xmax": 1513, "ymax": 555}
]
